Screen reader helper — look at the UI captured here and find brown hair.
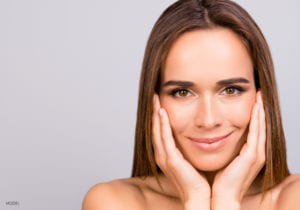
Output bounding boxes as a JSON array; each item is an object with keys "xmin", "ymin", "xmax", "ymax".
[{"xmin": 131, "ymin": 0, "xmax": 290, "ymax": 193}]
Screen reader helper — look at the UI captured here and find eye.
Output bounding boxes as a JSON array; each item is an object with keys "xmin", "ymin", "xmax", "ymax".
[
  {"xmin": 170, "ymin": 88, "xmax": 192, "ymax": 97},
  {"xmin": 222, "ymin": 86, "xmax": 244, "ymax": 96}
]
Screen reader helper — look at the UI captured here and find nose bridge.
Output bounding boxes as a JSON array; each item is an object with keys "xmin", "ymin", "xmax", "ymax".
[{"xmin": 195, "ymin": 94, "xmax": 221, "ymax": 128}]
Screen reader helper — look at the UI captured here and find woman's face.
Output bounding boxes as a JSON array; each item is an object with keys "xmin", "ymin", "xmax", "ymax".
[{"xmin": 159, "ymin": 28, "xmax": 257, "ymax": 171}]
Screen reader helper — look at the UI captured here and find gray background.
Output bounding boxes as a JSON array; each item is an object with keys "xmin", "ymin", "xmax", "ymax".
[{"xmin": 0, "ymin": 0, "xmax": 299, "ymax": 210}]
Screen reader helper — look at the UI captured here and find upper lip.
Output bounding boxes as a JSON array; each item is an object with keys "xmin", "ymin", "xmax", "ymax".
[{"xmin": 189, "ymin": 131, "xmax": 233, "ymax": 144}]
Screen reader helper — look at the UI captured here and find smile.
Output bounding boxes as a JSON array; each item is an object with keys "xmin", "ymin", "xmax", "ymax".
[{"xmin": 188, "ymin": 131, "xmax": 234, "ymax": 151}]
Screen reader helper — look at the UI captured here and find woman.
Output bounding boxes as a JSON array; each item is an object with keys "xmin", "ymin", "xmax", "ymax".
[{"xmin": 82, "ymin": 0, "xmax": 300, "ymax": 209}]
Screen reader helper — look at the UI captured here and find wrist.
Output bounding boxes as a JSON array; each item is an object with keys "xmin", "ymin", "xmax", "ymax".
[
  {"xmin": 184, "ymin": 198, "xmax": 210, "ymax": 210},
  {"xmin": 184, "ymin": 203, "xmax": 210, "ymax": 210},
  {"xmin": 211, "ymin": 190, "xmax": 241, "ymax": 210},
  {"xmin": 211, "ymin": 198, "xmax": 240, "ymax": 210}
]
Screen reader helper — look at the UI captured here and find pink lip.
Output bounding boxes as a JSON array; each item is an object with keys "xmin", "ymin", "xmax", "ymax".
[{"xmin": 189, "ymin": 131, "xmax": 233, "ymax": 152}]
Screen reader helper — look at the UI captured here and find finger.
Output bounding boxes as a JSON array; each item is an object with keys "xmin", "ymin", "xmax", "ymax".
[
  {"xmin": 258, "ymin": 92, "xmax": 266, "ymax": 161},
  {"xmin": 227, "ymin": 93, "xmax": 260, "ymax": 170},
  {"xmin": 159, "ymin": 108, "xmax": 179, "ymax": 159},
  {"xmin": 242, "ymin": 92, "xmax": 265, "ymax": 190},
  {"xmin": 152, "ymin": 94, "xmax": 165, "ymax": 161},
  {"xmin": 158, "ymin": 108, "xmax": 185, "ymax": 183},
  {"xmin": 244, "ymin": 99, "xmax": 260, "ymax": 157}
]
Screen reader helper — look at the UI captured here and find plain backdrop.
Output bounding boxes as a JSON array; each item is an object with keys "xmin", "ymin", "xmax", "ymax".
[{"xmin": 0, "ymin": 1, "xmax": 299, "ymax": 210}]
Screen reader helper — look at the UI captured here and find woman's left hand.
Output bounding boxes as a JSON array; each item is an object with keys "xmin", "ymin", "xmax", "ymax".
[{"xmin": 211, "ymin": 91, "xmax": 266, "ymax": 210}]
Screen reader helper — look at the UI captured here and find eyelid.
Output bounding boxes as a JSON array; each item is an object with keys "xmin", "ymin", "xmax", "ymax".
[
  {"xmin": 169, "ymin": 87, "xmax": 194, "ymax": 97},
  {"xmin": 220, "ymin": 85, "xmax": 246, "ymax": 95},
  {"xmin": 167, "ymin": 85, "xmax": 247, "ymax": 97}
]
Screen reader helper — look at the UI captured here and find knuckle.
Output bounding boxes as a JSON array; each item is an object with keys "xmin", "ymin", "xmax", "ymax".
[
  {"xmin": 166, "ymin": 157, "xmax": 177, "ymax": 169},
  {"xmin": 165, "ymin": 157, "xmax": 173, "ymax": 167}
]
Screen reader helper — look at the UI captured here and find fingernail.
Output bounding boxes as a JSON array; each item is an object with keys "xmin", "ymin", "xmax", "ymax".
[{"xmin": 256, "ymin": 91, "xmax": 262, "ymax": 105}]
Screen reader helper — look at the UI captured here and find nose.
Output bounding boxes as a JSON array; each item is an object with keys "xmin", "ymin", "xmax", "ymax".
[{"xmin": 194, "ymin": 95, "xmax": 222, "ymax": 129}]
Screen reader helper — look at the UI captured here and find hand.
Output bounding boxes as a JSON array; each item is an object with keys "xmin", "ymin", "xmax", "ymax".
[
  {"xmin": 211, "ymin": 91, "xmax": 266, "ymax": 210},
  {"xmin": 152, "ymin": 94, "xmax": 211, "ymax": 209}
]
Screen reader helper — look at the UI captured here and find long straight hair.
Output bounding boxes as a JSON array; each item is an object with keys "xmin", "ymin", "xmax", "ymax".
[{"xmin": 131, "ymin": 0, "xmax": 290, "ymax": 193}]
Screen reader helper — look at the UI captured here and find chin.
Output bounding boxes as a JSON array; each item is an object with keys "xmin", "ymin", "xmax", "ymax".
[{"xmin": 191, "ymin": 155, "xmax": 234, "ymax": 172}]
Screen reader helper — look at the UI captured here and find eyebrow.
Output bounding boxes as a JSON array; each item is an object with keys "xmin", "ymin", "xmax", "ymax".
[{"xmin": 162, "ymin": 77, "xmax": 250, "ymax": 88}]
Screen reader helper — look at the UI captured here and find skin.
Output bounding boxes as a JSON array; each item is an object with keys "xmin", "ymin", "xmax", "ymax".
[
  {"xmin": 82, "ymin": 28, "xmax": 300, "ymax": 210},
  {"xmin": 159, "ymin": 28, "xmax": 256, "ymax": 174},
  {"xmin": 154, "ymin": 28, "xmax": 264, "ymax": 209}
]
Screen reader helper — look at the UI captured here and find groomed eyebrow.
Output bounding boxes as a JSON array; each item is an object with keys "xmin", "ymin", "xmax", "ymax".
[
  {"xmin": 162, "ymin": 77, "xmax": 250, "ymax": 88},
  {"xmin": 162, "ymin": 80, "xmax": 194, "ymax": 88},
  {"xmin": 217, "ymin": 77, "xmax": 250, "ymax": 86}
]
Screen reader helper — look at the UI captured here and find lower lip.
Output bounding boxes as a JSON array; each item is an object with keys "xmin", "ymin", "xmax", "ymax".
[{"xmin": 190, "ymin": 132, "xmax": 233, "ymax": 152}]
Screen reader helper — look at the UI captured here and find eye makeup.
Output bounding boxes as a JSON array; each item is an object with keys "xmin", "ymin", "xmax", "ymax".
[{"xmin": 161, "ymin": 77, "xmax": 251, "ymax": 99}]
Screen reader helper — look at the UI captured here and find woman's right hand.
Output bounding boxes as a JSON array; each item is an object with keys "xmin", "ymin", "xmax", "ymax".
[{"xmin": 152, "ymin": 94, "xmax": 211, "ymax": 210}]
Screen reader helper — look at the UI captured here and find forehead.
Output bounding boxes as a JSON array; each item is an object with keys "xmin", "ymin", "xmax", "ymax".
[{"xmin": 162, "ymin": 28, "xmax": 254, "ymax": 85}]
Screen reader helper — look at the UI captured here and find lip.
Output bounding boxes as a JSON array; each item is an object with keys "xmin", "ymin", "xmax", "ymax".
[{"xmin": 189, "ymin": 131, "xmax": 233, "ymax": 152}]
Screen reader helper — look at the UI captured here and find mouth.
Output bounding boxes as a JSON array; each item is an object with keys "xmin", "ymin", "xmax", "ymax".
[{"xmin": 188, "ymin": 131, "xmax": 234, "ymax": 151}]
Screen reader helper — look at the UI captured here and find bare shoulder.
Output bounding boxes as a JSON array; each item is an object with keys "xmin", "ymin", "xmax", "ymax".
[
  {"xmin": 82, "ymin": 177, "xmax": 147, "ymax": 210},
  {"xmin": 275, "ymin": 174, "xmax": 300, "ymax": 210}
]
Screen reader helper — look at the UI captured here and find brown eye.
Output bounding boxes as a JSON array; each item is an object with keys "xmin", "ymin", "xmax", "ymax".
[
  {"xmin": 225, "ymin": 87, "xmax": 236, "ymax": 95},
  {"xmin": 178, "ymin": 89, "xmax": 189, "ymax": 96},
  {"xmin": 171, "ymin": 88, "xmax": 192, "ymax": 97},
  {"xmin": 222, "ymin": 86, "xmax": 244, "ymax": 96}
]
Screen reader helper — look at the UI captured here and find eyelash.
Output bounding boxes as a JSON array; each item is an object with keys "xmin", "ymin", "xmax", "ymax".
[
  {"xmin": 170, "ymin": 88, "xmax": 192, "ymax": 97},
  {"xmin": 169, "ymin": 86, "xmax": 246, "ymax": 98},
  {"xmin": 222, "ymin": 86, "xmax": 245, "ymax": 96}
]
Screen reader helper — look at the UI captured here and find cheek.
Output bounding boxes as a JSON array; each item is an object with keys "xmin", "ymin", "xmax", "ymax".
[
  {"xmin": 223, "ymin": 98, "xmax": 255, "ymax": 129},
  {"xmin": 160, "ymin": 102, "xmax": 193, "ymax": 134},
  {"xmin": 160, "ymin": 93, "xmax": 256, "ymax": 133}
]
